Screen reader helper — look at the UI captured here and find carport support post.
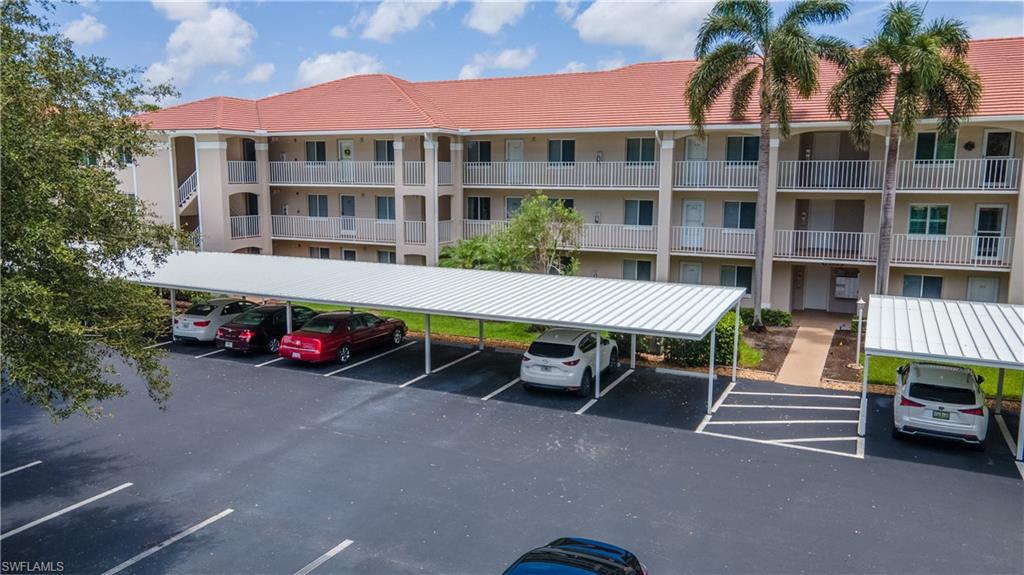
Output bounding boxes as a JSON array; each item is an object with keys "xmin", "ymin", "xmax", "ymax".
[
  {"xmin": 285, "ymin": 300, "xmax": 292, "ymax": 333},
  {"xmin": 630, "ymin": 334, "xmax": 636, "ymax": 370},
  {"xmin": 995, "ymin": 368, "xmax": 1005, "ymax": 415},
  {"xmin": 1017, "ymin": 402, "xmax": 1023, "ymax": 462},
  {"xmin": 593, "ymin": 331, "xmax": 601, "ymax": 399},
  {"xmin": 731, "ymin": 302, "xmax": 740, "ymax": 384},
  {"xmin": 424, "ymin": 314, "xmax": 432, "ymax": 374},
  {"xmin": 169, "ymin": 288, "xmax": 176, "ymax": 325},
  {"xmin": 707, "ymin": 327, "xmax": 716, "ymax": 414},
  {"xmin": 858, "ymin": 354, "xmax": 870, "ymax": 437},
  {"xmin": 477, "ymin": 320, "xmax": 485, "ymax": 351}
]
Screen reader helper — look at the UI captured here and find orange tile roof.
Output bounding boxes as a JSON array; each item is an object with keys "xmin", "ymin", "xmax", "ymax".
[{"xmin": 136, "ymin": 37, "xmax": 1024, "ymax": 134}]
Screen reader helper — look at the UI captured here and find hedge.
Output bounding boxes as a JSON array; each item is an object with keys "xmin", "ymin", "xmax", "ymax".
[
  {"xmin": 739, "ymin": 307, "xmax": 792, "ymax": 327},
  {"xmin": 662, "ymin": 311, "xmax": 742, "ymax": 366}
]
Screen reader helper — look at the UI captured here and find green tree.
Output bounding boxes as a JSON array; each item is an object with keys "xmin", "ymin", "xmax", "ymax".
[
  {"xmin": 828, "ymin": 1, "xmax": 981, "ymax": 293},
  {"xmin": 685, "ymin": 0, "xmax": 851, "ymax": 328},
  {"xmin": 1, "ymin": 1, "xmax": 178, "ymax": 419},
  {"xmin": 440, "ymin": 193, "xmax": 584, "ymax": 274}
]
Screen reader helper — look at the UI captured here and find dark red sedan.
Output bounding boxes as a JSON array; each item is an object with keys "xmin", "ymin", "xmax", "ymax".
[{"xmin": 278, "ymin": 312, "xmax": 406, "ymax": 364}]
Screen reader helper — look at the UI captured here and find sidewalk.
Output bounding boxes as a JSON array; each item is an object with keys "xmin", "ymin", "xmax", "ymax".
[{"xmin": 775, "ymin": 312, "xmax": 847, "ymax": 387}]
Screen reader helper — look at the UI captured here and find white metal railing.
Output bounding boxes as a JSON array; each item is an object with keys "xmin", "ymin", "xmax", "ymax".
[
  {"xmin": 227, "ymin": 161, "xmax": 257, "ymax": 184},
  {"xmin": 775, "ymin": 230, "xmax": 878, "ymax": 262},
  {"xmin": 577, "ymin": 224, "xmax": 657, "ymax": 252},
  {"xmin": 271, "ymin": 215, "xmax": 395, "ymax": 244},
  {"xmin": 673, "ymin": 161, "xmax": 757, "ymax": 189},
  {"xmin": 268, "ymin": 161, "xmax": 394, "ymax": 186},
  {"xmin": 438, "ymin": 162, "xmax": 453, "ymax": 186},
  {"xmin": 463, "ymin": 161, "xmax": 658, "ymax": 189},
  {"xmin": 896, "ymin": 158, "xmax": 1021, "ymax": 191},
  {"xmin": 438, "ymin": 220, "xmax": 454, "ymax": 244},
  {"xmin": 463, "ymin": 219, "xmax": 509, "ymax": 238},
  {"xmin": 891, "ymin": 234, "xmax": 1013, "ymax": 268},
  {"xmin": 404, "ymin": 161, "xmax": 425, "ymax": 185},
  {"xmin": 777, "ymin": 160, "xmax": 883, "ymax": 190},
  {"xmin": 183, "ymin": 227, "xmax": 202, "ymax": 251},
  {"xmin": 670, "ymin": 226, "xmax": 756, "ymax": 257},
  {"xmin": 230, "ymin": 214, "xmax": 260, "ymax": 239},
  {"xmin": 177, "ymin": 171, "xmax": 198, "ymax": 207},
  {"xmin": 404, "ymin": 221, "xmax": 426, "ymax": 244}
]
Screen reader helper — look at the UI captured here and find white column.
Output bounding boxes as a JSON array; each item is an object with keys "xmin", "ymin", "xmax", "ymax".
[
  {"xmin": 731, "ymin": 302, "xmax": 740, "ymax": 384},
  {"xmin": 630, "ymin": 334, "xmax": 636, "ymax": 369},
  {"xmin": 169, "ymin": 289, "xmax": 176, "ymax": 326},
  {"xmin": 424, "ymin": 314, "xmax": 432, "ymax": 374},
  {"xmin": 478, "ymin": 320, "xmax": 485, "ymax": 350},
  {"xmin": 1017, "ymin": 404, "xmax": 1024, "ymax": 461},
  {"xmin": 593, "ymin": 331, "xmax": 601, "ymax": 399},
  {"xmin": 858, "ymin": 354, "xmax": 870, "ymax": 436},
  {"xmin": 655, "ymin": 136, "xmax": 675, "ymax": 282},
  {"xmin": 285, "ymin": 300, "xmax": 292, "ymax": 333},
  {"xmin": 995, "ymin": 368, "xmax": 1005, "ymax": 414},
  {"xmin": 707, "ymin": 327, "xmax": 717, "ymax": 414}
]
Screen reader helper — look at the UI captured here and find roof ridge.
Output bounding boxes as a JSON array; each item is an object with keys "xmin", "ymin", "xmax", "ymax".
[
  {"xmin": 383, "ymin": 75, "xmax": 458, "ymax": 129},
  {"xmin": 413, "ymin": 65, "xmax": 640, "ymax": 88},
  {"xmin": 256, "ymin": 73, "xmax": 398, "ymax": 103},
  {"xmin": 382, "ymin": 75, "xmax": 438, "ymax": 127}
]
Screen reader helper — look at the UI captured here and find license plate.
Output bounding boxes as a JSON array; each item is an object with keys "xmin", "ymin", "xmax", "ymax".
[
  {"xmin": 932, "ymin": 410, "xmax": 950, "ymax": 420},
  {"xmin": 292, "ymin": 352, "xmax": 301, "ymax": 359},
  {"xmin": 224, "ymin": 341, "xmax": 233, "ymax": 349},
  {"xmin": 540, "ymin": 366, "xmax": 551, "ymax": 372}
]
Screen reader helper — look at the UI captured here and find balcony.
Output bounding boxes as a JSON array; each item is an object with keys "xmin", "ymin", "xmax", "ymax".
[
  {"xmin": 777, "ymin": 160, "xmax": 883, "ymax": 190},
  {"xmin": 670, "ymin": 227, "xmax": 755, "ymax": 258},
  {"xmin": 464, "ymin": 161, "xmax": 658, "ymax": 189},
  {"xmin": 775, "ymin": 230, "xmax": 877, "ymax": 263},
  {"xmin": 404, "ymin": 161, "xmax": 425, "ymax": 185},
  {"xmin": 405, "ymin": 221, "xmax": 426, "ymax": 245},
  {"xmin": 229, "ymin": 214, "xmax": 260, "ymax": 239},
  {"xmin": 438, "ymin": 220, "xmax": 454, "ymax": 244},
  {"xmin": 673, "ymin": 161, "xmax": 757, "ymax": 190},
  {"xmin": 438, "ymin": 162, "xmax": 453, "ymax": 186},
  {"xmin": 896, "ymin": 158, "xmax": 1021, "ymax": 191},
  {"xmin": 227, "ymin": 161, "xmax": 258, "ymax": 184},
  {"xmin": 462, "ymin": 220, "xmax": 657, "ymax": 252},
  {"xmin": 268, "ymin": 161, "xmax": 394, "ymax": 186},
  {"xmin": 271, "ymin": 214, "xmax": 395, "ymax": 244},
  {"xmin": 891, "ymin": 234, "xmax": 1013, "ymax": 269}
]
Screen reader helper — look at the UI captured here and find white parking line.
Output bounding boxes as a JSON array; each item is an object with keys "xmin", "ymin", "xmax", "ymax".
[
  {"xmin": 695, "ymin": 380, "xmax": 737, "ymax": 433},
  {"xmin": 700, "ymin": 430, "xmax": 863, "ymax": 459},
  {"xmin": 255, "ymin": 357, "xmax": 284, "ymax": 368},
  {"xmin": 718, "ymin": 404, "xmax": 861, "ymax": 411},
  {"xmin": 144, "ymin": 340, "xmax": 174, "ymax": 349},
  {"xmin": 575, "ymin": 369, "xmax": 634, "ymax": 415},
  {"xmin": 399, "ymin": 350, "xmax": 482, "ymax": 388},
  {"xmin": 292, "ymin": 539, "xmax": 355, "ymax": 575},
  {"xmin": 195, "ymin": 349, "xmax": 225, "ymax": 359},
  {"xmin": 0, "ymin": 482, "xmax": 133, "ymax": 541},
  {"xmin": 772, "ymin": 436, "xmax": 861, "ymax": 444},
  {"xmin": 704, "ymin": 419, "xmax": 859, "ymax": 426},
  {"xmin": 323, "ymin": 341, "xmax": 416, "ymax": 377},
  {"xmin": 0, "ymin": 460, "xmax": 42, "ymax": 478},
  {"xmin": 398, "ymin": 374, "xmax": 429, "ymax": 388},
  {"xmin": 481, "ymin": 378, "xmax": 520, "ymax": 401},
  {"xmin": 728, "ymin": 391, "xmax": 860, "ymax": 399},
  {"xmin": 99, "ymin": 509, "xmax": 234, "ymax": 575},
  {"xmin": 994, "ymin": 414, "xmax": 1024, "ymax": 480}
]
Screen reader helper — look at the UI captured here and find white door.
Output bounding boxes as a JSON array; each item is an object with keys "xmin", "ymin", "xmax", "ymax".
[
  {"xmin": 682, "ymin": 200, "xmax": 705, "ymax": 249},
  {"xmin": 680, "ymin": 263, "xmax": 702, "ymax": 285},
  {"xmin": 807, "ymin": 199, "xmax": 834, "ymax": 250},
  {"xmin": 340, "ymin": 194, "xmax": 356, "ymax": 233},
  {"xmin": 982, "ymin": 130, "xmax": 1014, "ymax": 187},
  {"xmin": 967, "ymin": 277, "xmax": 999, "ymax": 302},
  {"xmin": 684, "ymin": 137, "xmax": 708, "ymax": 186},
  {"xmin": 338, "ymin": 140, "xmax": 354, "ymax": 183},
  {"xmin": 505, "ymin": 139, "xmax": 524, "ymax": 185},
  {"xmin": 974, "ymin": 204, "xmax": 1007, "ymax": 260},
  {"xmin": 803, "ymin": 265, "xmax": 831, "ymax": 311}
]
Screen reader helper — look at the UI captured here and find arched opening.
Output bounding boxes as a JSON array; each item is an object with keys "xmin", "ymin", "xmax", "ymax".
[{"xmin": 229, "ymin": 192, "xmax": 261, "ymax": 239}]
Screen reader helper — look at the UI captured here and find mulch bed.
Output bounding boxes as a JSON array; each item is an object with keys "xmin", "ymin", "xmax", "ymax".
[
  {"xmin": 823, "ymin": 329, "xmax": 861, "ymax": 382},
  {"xmin": 743, "ymin": 326, "xmax": 798, "ymax": 374}
]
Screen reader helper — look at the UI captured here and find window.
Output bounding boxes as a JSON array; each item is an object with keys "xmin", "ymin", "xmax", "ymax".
[
  {"xmin": 467, "ymin": 141, "xmax": 492, "ymax": 163},
  {"xmin": 376, "ymin": 196, "xmax": 396, "ymax": 220},
  {"xmin": 914, "ymin": 132, "xmax": 956, "ymax": 163},
  {"xmin": 309, "ymin": 246, "xmax": 330, "ymax": 259},
  {"xmin": 726, "ymin": 136, "xmax": 759, "ymax": 163},
  {"xmin": 305, "ymin": 141, "xmax": 326, "ymax": 162},
  {"xmin": 720, "ymin": 265, "xmax": 753, "ymax": 294},
  {"xmin": 548, "ymin": 139, "xmax": 575, "ymax": 164},
  {"xmin": 505, "ymin": 196, "xmax": 522, "ymax": 219},
  {"xmin": 624, "ymin": 199, "xmax": 654, "ymax": 226},
  {"xmin": 550, "ymin": 198, "xmax": 575, "ymax": 210},
  {"xmin": 626, "ymin": 138, "xmax": 656, "ymax": 163},
  {"xmin": 578, "ymin": 334, "xmax": 597, "ymax": 352},
  {"xmin": 377, "ymin": 250, "xmax": 397, "ymax": 264},
  {"xmin": 724, "ymin": 201, "xmax": 756, "ymax": 229},
  {"xmin": 81, "ymin": 152, "xmax": 99, "ymax": 166},
  {"xmin": 623, "ymin": 259, "xmax": 652, "ymax": 281},
  {"xmin": 374, "ymin": 140, "xmax": 395, "ymax": 162},
  {"xmin": 908, "ymin": 204, "xmax": 948, "ymax": 235},
  {"xmin": 342, "ymin": 249, "xmax": 357, "ymax": 261},
  {"xmin": 118, "ymin": 146, "xmax": 134, "ymax": 164},
  {"xmin": 221, "ymin": 301, "xmax": 254, "ymax": 315},
  {"xmin": 467, "ymin": 197, "xmax": 491, "ymax": 220},
  {"xmin": 307, "ymin": 194, "xmax": 329, "ymax": 217},
  {"xmin": 903, "ymin": 274, "xmax": 943, "ymax": 298}
]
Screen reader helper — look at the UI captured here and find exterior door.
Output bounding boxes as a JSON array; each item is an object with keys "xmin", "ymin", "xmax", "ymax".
[
  {"xmin": 982, "ymin": 131, "xmax": 1013, "ymax": 186},
  {"xmin": 338, "ymin": 140, "xmax": 354, "ymax": 183},
  {"xmin": 974, "ymin": 204, "xmax": 1006, "ymax": 259},
  {"xmin": 684, "ymin": 137, "xmax": 708, "ymax": 186},
  {"xmin": 505, "ymin": 139, "xmax": 524, "ymax": 184},
  {"xmin": 682, "ymin": 200, "xmax": 705, "ymax": 249},
  {"xmin": 967, "ymin": 277, "xmax": 999, "ymax": 303},
  {"xmin": 340, "ymin": 194, "xmax": 356, "ymax": 233},
  {"xmin": 680, "ymin": 263, "xmax": 702, "ymax": 285},
  {"xmin": 790, "ymin": 266, "xmax": 805, "ymax": 311}
]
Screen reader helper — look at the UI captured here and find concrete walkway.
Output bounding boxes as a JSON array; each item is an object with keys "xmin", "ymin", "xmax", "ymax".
[{"xmin": 775, "ymin": 312, "xmax": 847, "ymax": 387}]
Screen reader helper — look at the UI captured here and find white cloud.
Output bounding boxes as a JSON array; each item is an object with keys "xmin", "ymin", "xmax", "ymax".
[
  {"xmin": 555, "ymin": 0, "xmax": 579, "ymax": 21},
  {"xmin": 329, "ymin": 24, "xmax": 349, "ymax": 38},
  {"xmin": 63, "ymin": 14, "xmax": 106, "ymax": 44},
  {"xmin": 362, "ymin": 1, "xmax": 444, "ymax": 42},
  {"xmin": 459, "ymin": 47, "xmax": 536, "ymax": 80},
  {"xmin": 573, "ymin": 0, "xmax": 713, "ymax": 59},
  {"xmin": 296, "ymin": 51, "xmax": 383, "ymax": 86},
  {"xmin": 145, "ymin": 3, "xmax": 256, "ymax": 87},
  {"xmin": 966, "ymin": 12, "xmax": 1024, "ymax": 40},
  {"xmin": 597, "ymin": 57, "xmax": 625, "ymax": 70},
  {"xmin": 242, "ymin": 62, "xmax": 275, "ymax": 83},
  {"xmin": 559, "ymin": 60, "xmax": 588, "ymax": 73},
  {"xmin": 464, "ymin": 1, "xmax": 527, "ymax": 35}
]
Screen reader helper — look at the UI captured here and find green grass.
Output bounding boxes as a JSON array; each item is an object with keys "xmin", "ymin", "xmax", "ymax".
[
  {"xmin": 863, "ymin": 354, "xmax": 1023, "ymax": 400},
  {"xmin": 740, "ymin": 341, "xmax": 762, "ymax": 368}
]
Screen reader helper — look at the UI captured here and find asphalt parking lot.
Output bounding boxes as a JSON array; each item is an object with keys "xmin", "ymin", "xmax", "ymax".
[{"xmin": 2, "ymin": 337, "xmax": 1021, "ymax": 574}]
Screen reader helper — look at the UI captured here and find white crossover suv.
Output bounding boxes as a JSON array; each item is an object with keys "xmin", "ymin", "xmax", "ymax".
[
  {"xmin": 520, "ymin": 329, "xmax": 619, "ymax": 396},
  {"xmin": 173, "ymin": 298, "xmax": 257, "ymax": 342},
  {"xmin": 892, "ymin": 362, "xmax": 988, "ymax": 448}
]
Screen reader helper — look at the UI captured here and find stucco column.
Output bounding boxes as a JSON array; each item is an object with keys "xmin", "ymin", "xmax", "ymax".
[
  {"xmin": 450, "ymin": 141, "xmax": 465, "ymax": 240},
  {"xmin": 423, "ymin": 139, "xmax": 439, "ymax": 265},
  {"xmin": 393, "ymin": 139, "xmax": 407, "ymax": 262},
  {"xmin": 255, "ymin": 139, "xmax": 273, "ymax": 254},
  {"xmin": 1008, "ymin": 180, "xmax": 1024, "ymax": 303},
  {"xmin": 759, "ymin": 132, "xmax": 780, "ymax": 309},
  {"xmin": 196, "ymin": 136, "xmax": 229, "ymax": 253},
  {"xmin": 655, "ymin": 135, "xmax": 675, "ymax": 282}
]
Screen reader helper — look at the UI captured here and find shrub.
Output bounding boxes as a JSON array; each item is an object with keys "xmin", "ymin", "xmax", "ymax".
[
  {"xmin": 610, "ymin": 332, "xmax": 659, "ymax": 356},
  {"xmin": 663, "ymin": 311, "xmax": 743, "ymax": 366},
  {"xmin": 739, "ymin": 307, "xmax": 792, "ymax": 327}
]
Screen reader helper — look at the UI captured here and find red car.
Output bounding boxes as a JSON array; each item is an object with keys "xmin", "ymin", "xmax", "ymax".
[{"xmin": 279, "ymin": 312, "xmax": 407, "ymax": 364}]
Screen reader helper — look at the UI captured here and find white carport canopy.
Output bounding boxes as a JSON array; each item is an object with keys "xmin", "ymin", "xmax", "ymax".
[
  {"xmin": 861, "ymin": 295, "xmax": 1024, "ymax": 461},
  {"xmin": 135, "ymin": 251, "xmax": 746, "ymax": 408}
]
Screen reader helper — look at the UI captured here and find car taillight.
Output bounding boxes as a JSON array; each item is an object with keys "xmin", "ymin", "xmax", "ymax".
[
  {"xmin": 216, "ymin": 327, "xmax": 226, "ymax": 337},
  {"xmin": 309, "ymin": 340, "xmax": 321, "ymax": 351},
  {"xmin": 563, "ymin": 358, "xmax": 580, "ymax": 366},
  {"xmin": 281, "ymin": 335, "xmax": 293, "ymax": 345},
  {"xmin": 239, "ymin": 330, "xmax": 254, "ymax": 341},
  {"xmin": 959, "ymin": 407, "xmax": 984, "ymax": 416},
  {"xmin": 521, "ymin": 355, "xmax": 530, "ymax": 362},
  {"xmin": 900, "ymin": 396, "xmax": 925, "ymax": 407},
  {"xmin": 193, "ymin": 320, "xmax": 210, "ymax": 327}
]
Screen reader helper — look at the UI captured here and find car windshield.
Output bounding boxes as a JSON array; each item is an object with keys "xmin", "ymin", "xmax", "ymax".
[
  {"xmin": 184, "ymin": 304, "xmax": 216, "ymax": 316},
  {"xmin": 908, "ymin": 382, "xmax": 976, "ymax": 405},
  {"xmin": 528, "ymin": 341, "xmax": 575, "ymax": 358},
  {"xmin": 232, "ymin": 309, "xmax": 273, "ymax": 326},
  {"xmin": 301, "ymin": 317, "xmax": 337, "ymax": 334}
]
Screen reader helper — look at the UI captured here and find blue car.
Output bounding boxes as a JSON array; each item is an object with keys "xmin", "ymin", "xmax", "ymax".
[{"xmin": 502, "ymin": 538, "xmax": 647, "ymax": 574}]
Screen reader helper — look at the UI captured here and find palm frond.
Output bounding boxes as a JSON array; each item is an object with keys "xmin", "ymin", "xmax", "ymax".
[
  {"xmin": 815, "ymin": 35, "xmax": 853, "ymax": 69},
  {"xmin": 827, "ymin": 54, "xmax": 892, "ymax": 148},
  {"xmin": 730, "ymin": 66, "xmax": 760, "ymax": 120},
  {"xmin": 696, "ymin": 13, "xmax": 757, "ymax": 58},
  {"xmin": 685, "ymin": 41, "xmax": 755, "ymax": 135},
  {"xmin": 772, "ymin": 28, "xmax": 820, "ymax": 97},
  {"xmin": 924, "ymin": 17, "xmax": 972, "ymax": 58},
  {"xmin": 781, "ymin": 0, "xmax": 850, "ymax": 29},
  {"xmin": 924, "ymin": 55, "xmax": 982, "ymax": 139}
]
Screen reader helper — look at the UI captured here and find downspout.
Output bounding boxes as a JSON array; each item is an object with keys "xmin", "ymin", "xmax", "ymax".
[
  {"xmin": 167, "ymin": 136, "xmax": 179, "ymax": 250},
  {"xmin": 427, "ymin": 132, "xmax": 439, "ymax": 265}
]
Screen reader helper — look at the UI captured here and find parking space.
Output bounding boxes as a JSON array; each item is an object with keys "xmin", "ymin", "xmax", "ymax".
[{"xmin": 581, "ymin": 369, "xmax": 730, "ymax": 430}]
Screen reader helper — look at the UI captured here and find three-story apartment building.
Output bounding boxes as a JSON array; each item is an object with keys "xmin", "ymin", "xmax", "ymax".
[{"xmin": 121, "ymin": 37, "xmax": 1024, "ymax": 312}]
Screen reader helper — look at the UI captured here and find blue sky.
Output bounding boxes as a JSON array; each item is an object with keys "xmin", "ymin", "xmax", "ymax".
[{"xmin": 53, "ymin": 1, "xmax": 1024, "ymax": 104}]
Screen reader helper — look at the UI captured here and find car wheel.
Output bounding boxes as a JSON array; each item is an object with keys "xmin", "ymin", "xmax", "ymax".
[
  {"xmin": 578, "ymin": 368, "xmax": 594, "ymax": 397},
  {"xmin": 266, "ymin": 338, "xmax": 280, "ymax": 354},
  {"xmin": 392, "ymin": 328, "xmax": 404, "ymax": 345},
  {"xmin": 336, "ymin": 344, "xmax": 352, "ymax": 364}
]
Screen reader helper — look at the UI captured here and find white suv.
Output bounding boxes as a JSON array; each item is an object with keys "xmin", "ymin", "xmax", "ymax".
[
  {"xmin": 893, "ymin": 362, "xmax": 988, "ymax": 448},
  {"xmin": 520, "ymin": 329, "xmax": 619, "ymax": 396}
]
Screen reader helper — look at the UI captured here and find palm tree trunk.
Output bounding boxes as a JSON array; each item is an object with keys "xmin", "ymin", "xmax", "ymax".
[
  {"xmin": 876, "ymin": 122, "xmax": 901, "ymax": 294},
  {"xmin": 750, "ymin": 109, "xmax": 771, "ymax": 330}
]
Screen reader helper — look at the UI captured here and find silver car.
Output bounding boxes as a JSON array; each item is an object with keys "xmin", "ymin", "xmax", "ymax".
[
  {"xmin": 520, "ymin": 329, "xmax": 619, "ymax": 396},
  {"xmin": 173, "ymin": 298, "xmax": 257, "ymax": 342},
  {"xmin": 893, "ymin": 362, "xmax": 988, "ymax": 448}
]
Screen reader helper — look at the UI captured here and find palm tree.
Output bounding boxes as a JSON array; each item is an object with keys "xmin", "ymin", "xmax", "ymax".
[
  {"xmin": 828, "ymin": 1, "xmax": 981, "ymax": 294},
  {"xmin": 686, "ymin": 0, "xmax": 851, "ymax": 329}
]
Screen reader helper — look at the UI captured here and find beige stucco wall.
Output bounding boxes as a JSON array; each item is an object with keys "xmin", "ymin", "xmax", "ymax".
[
  {"xmin": 670, "ymin": 191, "xmax": 758, "ymax": 227},
  {"xmin": 896, "ymin": 124, "xmax": 1024, "ymax": 161},
  {"xmin": 272, "ymin": 240, "xmax": 392, "ymax": 262},
  {"xmin": 270, "ymin": 187, "xmax": 393, "ymax": 219},
  {"xmin": 887, "ymin": 266, "xmax": 1009, "ymax": 303},
  {"xmin": 460, "ymin": 188, "xmax": 658, "ymax": 224},
  {"xmin": 890, "ymin": 193, "xmax": 1017, "ymax": 235},
  {"xmin": 464, "ymin": 132, "xmax": 660, "ymax": 163}
]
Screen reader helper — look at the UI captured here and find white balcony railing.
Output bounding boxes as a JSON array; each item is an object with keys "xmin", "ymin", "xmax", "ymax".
[
  {"xmin": 673, "ymin": 161, "xmax": 757, "ymax": 189},
  {"xmin": 404, "ymin": 161, "xmax": 425, "ymax": 186},
  {"xmin": 268, "ymin": 161, "xmax": 394, "ymax": 186},
  {"xmin": 438, "ymin": 220, "xmax": 454, "ymax": 244},
  {"xmin": 177, "ymin": 171, "xmax": 198, "ymax": 208},
  {"xmin": 775, "ymin": 230, "xmax": 877, "ymax": 263},
  {"xmin": 271, "ymin": 215, "xmax": 395, "ymax": 244},
  {"xmin": 227, "ymin": 161, "xmax": 258, "ymax": 184},
  {"xmin": 438, "ymin": 162, "xmax": 453, "ymax": 186},
  {"xmin": 404, "ymin": 221, "xmax": 426, "ymax": 245},
  {"xmin": 183, "ymin": 227, "xmax": 202, "ymax": 251},
  {"xmin": 230, "ymin": 214, "xmax": 260, "ymax": 239},
  {"xmin": 463, "ymin": 219, "xmax": 510, "ymax": 239},
  {"xmin": 891, "ymin": 234, "xmax": 1013, "ymax": 268},
  {"xmin": 461, "ymin": 220, "xmax": 656, "ymax": 252},
  {"xmin": 670, "ymin": 226, "xmax": 756, "ymax": 257},
  {"xmin": 896, "ymin": 158, "xmax": 1021, "ymax": 191},
  {"xmin": 464, "ymin": 161, "xmax": 658, "ymax": 189},
  {"xmin": 778, "ymin": 160, "xmax": 883, "ymax": 190}
]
